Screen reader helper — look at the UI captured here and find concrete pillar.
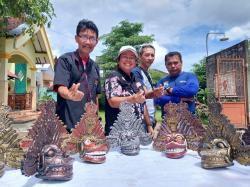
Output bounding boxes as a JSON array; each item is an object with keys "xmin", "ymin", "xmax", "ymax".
[
  {"xmin": 30, "ymin": 67, "xmax": 37, "ymax": 110},
  {"xmin": 0, "ymin": 54, "xmax": 10, "ymax": 105}
]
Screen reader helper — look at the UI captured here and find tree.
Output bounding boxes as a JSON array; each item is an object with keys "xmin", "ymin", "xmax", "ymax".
[
  {"xmin": 148, "ymin": 69, "xmax": 167, "ymax": 86},
  {"xmin": 192, "ymin": 57, "xmax": 211, "ymax": 104},
  {"xmin": 191, "ymin": 58, "xmax": 206, "ymax": 90},
  {"xmin": 0, "ymin": 0, "xmax": 55, "ymax": 36},
  {"xmin": 192, "ymin": 58, "xmax": 210, "ymax": 125},
  {"xmin": 99, "ymin": 20, "xmax": 154, "ymax": 77}
]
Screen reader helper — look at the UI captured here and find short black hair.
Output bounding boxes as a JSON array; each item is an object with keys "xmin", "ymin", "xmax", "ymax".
[
  {"xmin": 76, "ymin": 19, "xmax": 99, "ymax": 38},
  {"xmin": 165, "ymin": 51, "xmax": 182, "ymax": 64},
  {"xmin": 139, "ymin": 43, "xmax": 155, "ymax": 56}
]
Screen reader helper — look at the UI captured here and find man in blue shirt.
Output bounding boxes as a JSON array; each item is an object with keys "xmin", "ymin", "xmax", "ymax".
[
  {"xmin": 132, "ymin": 44, "xmax": 164, "ymax": 129},
  {"xmin": 155, "ymin": 51, "xmax": 199, "ymax": 116}
]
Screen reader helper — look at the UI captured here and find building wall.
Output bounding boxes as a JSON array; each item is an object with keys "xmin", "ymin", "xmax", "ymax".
[{"xmin": 206, "ymin": 39, "xmax": 250, "ymax": 125}]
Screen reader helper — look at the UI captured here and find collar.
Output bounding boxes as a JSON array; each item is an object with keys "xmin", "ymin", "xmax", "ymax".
[
  {"xmin": 73, "ymin": 50, "xmax": 92, "ymax": 72},
  {"xmin": 73, "ymin": 49, "xmax": 89, "ymax": 62},
  {"xmin": 139, "ymin": 64, "xmax": 148, "ymax": 72},
  {"xmin": 117, "ymin": 67, "xmax": 134, "ymax": 82},
  {"xmin": 139, "ymin": 65, "xmax": 148, "ymax": 74},
  {"xmin": 139, "ymin": 65, "xmax": 153, "ymax": 87},
  {"xmin": 169, "ymin": 71, "xmax": 183, "ymax": 78}
]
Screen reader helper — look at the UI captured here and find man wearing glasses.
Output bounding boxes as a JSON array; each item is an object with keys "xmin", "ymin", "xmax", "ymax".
[{"xmin": 54, "ymin": 19, "xmax": 101, "ymax": 132}]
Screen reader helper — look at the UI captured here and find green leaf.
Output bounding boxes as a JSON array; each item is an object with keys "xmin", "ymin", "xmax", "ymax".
[
  {"xmin": 98, "ymin": 20, "xmax": 154, "ymax": 79},
  {"xmin": 0, "ymin": 0, "xmax": 55, "ymax": 36}
]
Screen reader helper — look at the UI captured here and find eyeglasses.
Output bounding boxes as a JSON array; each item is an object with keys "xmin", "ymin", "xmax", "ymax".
[
  {"xmin": 78, "ymin": 35, "xmax": 97, "ymax": 43},
  {"xmin": 120, "ymin": 56, "xmax": 136, "ymax": 61}
]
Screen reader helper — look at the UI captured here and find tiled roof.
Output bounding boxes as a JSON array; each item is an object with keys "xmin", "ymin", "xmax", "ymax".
[{"xmin": 0, "ymin": 17, "xmax": 24, "ymax": 32}]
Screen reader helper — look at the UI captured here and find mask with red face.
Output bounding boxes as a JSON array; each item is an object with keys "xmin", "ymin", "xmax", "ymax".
[
  {"xmin": 153, "ymin": 102, "xmax": 204, "ymax": 159},
  {"xmin": 64, "ymin": 102, "xmax": 108, "ymax": 164},
  {"xmin": 165, "ymin": 133, "xmax": 187, "ymax": 158}
]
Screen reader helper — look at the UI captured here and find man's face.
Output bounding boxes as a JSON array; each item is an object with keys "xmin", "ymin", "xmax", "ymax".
[
  {"xmin": 140, "ymin": 47, "xmax": 155, "ymax": 70},
  {"xmin": 165, "ymin": 55, "xmax": 182, "ymax": 77},
  {"xmin": 75, "ymin": 29, "xmax": 98, "ymax": 57},
  {"xmin": 118, "ymin": 51, "xmax": 137, "ymax": 75}
]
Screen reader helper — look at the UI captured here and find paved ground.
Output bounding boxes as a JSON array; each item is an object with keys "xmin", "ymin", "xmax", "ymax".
[{"xmin": 11, "ymin": 120, "xmax": 34, "ymax": 137}]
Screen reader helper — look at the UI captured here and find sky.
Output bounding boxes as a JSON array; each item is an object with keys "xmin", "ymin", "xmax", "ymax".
[{"xmin": 47, "ymin": 0, "xmax": 250, "ymax": 72}]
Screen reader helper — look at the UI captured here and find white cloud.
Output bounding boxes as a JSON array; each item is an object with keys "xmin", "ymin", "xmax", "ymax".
[
  {"xmin": 51, "ymin": 48, "xmax": 61, "ymax": 58},
  {"xmin": 225, "ymin": 22, "xmax": 250, "ymax": 41},
  {"xmin": 190, "ymin": 0, "xmax": 250, "ymax": 26},
  {"xmin": 151, "ymin": 41, "xmax": 168, "ymax": 71},
  {"xmin": 46, "ymin": 0, "xmax": 250, "ymax": 71}
]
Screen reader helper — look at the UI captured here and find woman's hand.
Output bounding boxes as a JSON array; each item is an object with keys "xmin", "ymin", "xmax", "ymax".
[
  {"xmin": 147, "ymin": 126, "xmax": 154, "ymax": 138},
  {"xmin": 132, "ymin": 90, "xmax": 145, "ymax": 104}
]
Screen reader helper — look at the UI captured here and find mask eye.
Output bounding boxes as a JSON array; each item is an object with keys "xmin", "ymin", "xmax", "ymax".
[
  {"xmin": 46, "ymin": 149, "xmax": 56, "ymax": 157},
  {"xmin": 84, "ymin": 139, "xmax": 91, "ymax": 145},
  {"xmin": 175, "ymin": 135, "xmax": 185, "ymax": 143},
  {"xmin": 217, "ymin": 142, "xmax": 227, "ymax": 148},
  {"xmin": 166, "ymin": 136, "xmax": 171, "ymax": 142},
  {"xmin": 120, "ymin": 134, "xmax": 126, "ymax": 140}
]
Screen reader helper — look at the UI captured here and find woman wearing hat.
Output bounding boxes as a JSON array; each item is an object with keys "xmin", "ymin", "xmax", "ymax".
[{"xmin": 104, "ymin": 45, "xmax": 154, "ymax": 136}]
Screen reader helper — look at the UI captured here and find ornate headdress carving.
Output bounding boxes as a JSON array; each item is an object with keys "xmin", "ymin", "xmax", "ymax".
[
  {"xmin": 0, "ymin": 104, "xmax": 24, "ymax": 177},
  {"xmin": 21, "ymin": 101, "xmax": 73, "ymax": 180},
  {"xmin": 198, "ymin": 96, "xmax": 250, "ymax": 169},
  {"xmin": 64, "ymin": 102, "xmax": 108, "ymax": 164},
  {"xmin": 108, "ymin": 102, "xmax": 152, "ymax": 156},
  {"xmin": 153, "ymin": 102, "xmax": 205, "ymax": 158}
]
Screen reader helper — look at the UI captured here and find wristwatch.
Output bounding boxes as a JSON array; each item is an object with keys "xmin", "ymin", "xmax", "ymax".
[
  {"xmin": 166, "ymin": 87, "xmax": 172, "ymax": 94},
  {"xmin": 163, "ymin": 82, "xmax": 172, "ymax": 95}
]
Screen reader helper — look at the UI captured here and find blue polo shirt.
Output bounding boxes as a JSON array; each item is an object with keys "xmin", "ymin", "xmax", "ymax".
[{"xmin": 155, "ymin": 71, "xmax": 199, "ymax": 116}]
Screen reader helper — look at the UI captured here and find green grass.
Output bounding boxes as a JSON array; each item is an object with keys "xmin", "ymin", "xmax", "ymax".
[
  {"xmin": 155, "ymin": 109, "xmax": 162, "ymax": 123},
  {"xmin": 99, "ymin": 110, "xmax": 105, "ymax": 122}
]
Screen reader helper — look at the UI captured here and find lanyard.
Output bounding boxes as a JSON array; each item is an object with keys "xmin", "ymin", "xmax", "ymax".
[
  {"xmin": 79, "ymin": 62, "xmax": 92, "ymax": 102},
  {"xmin": 139, "ymin": 66, "xmax": 154, "ymax": 88}
]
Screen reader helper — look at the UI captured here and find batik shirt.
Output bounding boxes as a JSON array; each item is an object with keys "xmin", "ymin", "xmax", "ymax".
[{"xmin": 104, "ymin": 68, "xmax": 144, "ymax": 135}]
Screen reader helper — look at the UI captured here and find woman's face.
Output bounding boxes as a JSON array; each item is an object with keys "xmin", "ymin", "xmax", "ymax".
[{"xmin": 118, "ymin": 51, "xmax": 137, "ymax": 75}]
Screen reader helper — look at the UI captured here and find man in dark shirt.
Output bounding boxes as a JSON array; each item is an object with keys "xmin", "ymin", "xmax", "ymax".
[{"xmin": 53, "ymin": 19, "xmax": 101, "ymax": 131}]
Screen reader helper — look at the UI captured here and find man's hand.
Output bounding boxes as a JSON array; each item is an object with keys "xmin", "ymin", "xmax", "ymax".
[
  {"xmin": 58, "ymin": 83, "xmax": 84, "ymax": 101},
  {"xmin": 68, "ymin": 83, "xmax": 84, "ymax": 101},
  {"xmin": 153, "ymin": 85, "xmax": 164, "ymax": 97}
]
